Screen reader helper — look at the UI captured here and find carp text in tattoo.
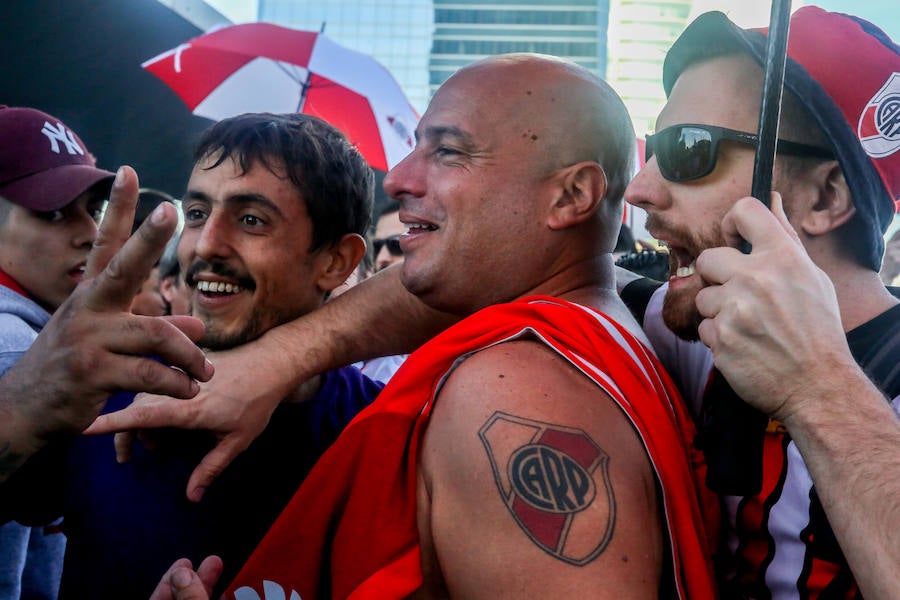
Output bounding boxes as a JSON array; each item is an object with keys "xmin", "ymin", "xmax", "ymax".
[{"xmin": 478, "ymin": 411, "xmax": 615, "ymax": 566}]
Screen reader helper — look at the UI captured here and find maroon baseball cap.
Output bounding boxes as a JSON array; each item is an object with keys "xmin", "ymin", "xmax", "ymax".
[
  {"xmin": 663, "ymin": 7, "xmax": 900, "ymax": 271},
  {"xmin": 0, "ymin": 106, "xmax": 115, "ymax": 211}
]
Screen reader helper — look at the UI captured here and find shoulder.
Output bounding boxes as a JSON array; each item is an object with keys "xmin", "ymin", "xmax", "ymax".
[
  {"xmin": 425, "ymin": 338, "xmax": 656, "ymax": 485},
  {"xmin": 0, "ymin": 312, "xmax": 42, "ymax": 374},
  {"xmin": 417, "ymin": 338, "xmax": 666, "ymax": 596},
  {"xmin": 437, "ymin": 339, "xmax": 602, "ymax": 410}
]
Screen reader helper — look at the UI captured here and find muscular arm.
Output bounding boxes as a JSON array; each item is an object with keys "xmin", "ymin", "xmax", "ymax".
[
  {"xmin": 0, "ymin": 167, "xmax": 211, "ymax": 482},
  {"xmin": 89, "ymin": 264, "xmax": 458, "ymax": 500},
  {"xmin": 418, "ymin": 340, "xmax": 664, "ymax": 598},
  {"xmin": 695, "ymin": 195, "xmax": 900, "ymax": 598},
  {"xmin": 239, "ymin": 263, "xmax": 454, "ymax": 382}
]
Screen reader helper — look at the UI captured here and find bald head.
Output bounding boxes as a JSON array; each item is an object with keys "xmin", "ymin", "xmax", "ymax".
[{"xmin": 444, "ymin": 53, "xmax": 635, "ymax": 205}]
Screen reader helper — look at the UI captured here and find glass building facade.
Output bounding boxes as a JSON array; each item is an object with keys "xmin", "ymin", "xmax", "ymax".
[
  {"xmin": 257, "ymin": 0, "xmax": 435, "ymax": 113},
  {"xmin": 606, "ymin": 0, "xmax": 692, "ymax": 136},
  {"xmin": 253, "ymin": 0, "xmax": 691, "ymax": 134},
  {"xmin": 429, "ymin": 0, "xmax": 610, "ymax": 98}
]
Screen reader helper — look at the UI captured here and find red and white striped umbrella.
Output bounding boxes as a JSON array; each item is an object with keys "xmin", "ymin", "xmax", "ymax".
[{"xmin": 142, "ymin": 23, "xmax": 419, "ymax": 172}]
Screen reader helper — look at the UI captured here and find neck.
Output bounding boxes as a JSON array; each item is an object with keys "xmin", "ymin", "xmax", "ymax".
[
  {"xmin": 824, "ymin": 261, "xmax": 899, "ymax": 331},
  {"xmin": 536, "ymin": 253, "xmax": 652, "ymax": 347},
  {"xmin": 529, "ymin": 253, "xmax": 616, "ymax": 302}
]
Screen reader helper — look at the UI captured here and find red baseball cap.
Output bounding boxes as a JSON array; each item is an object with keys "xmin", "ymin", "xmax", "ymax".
[
  {"xmin": 0, "ymin": 106, "xmax": 115, "ymax": 211},
  {"xmin": 663, "ymin": 7, "xmax": 900, "ymax": 271}
]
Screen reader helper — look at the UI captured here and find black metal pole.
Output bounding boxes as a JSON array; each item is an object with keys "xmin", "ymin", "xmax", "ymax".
[
  {"xmin": 751, "ymin": 0, "xmax": 793, "ymax": 210},
  {"xmin": 296, "ymin": 22, "xmax": 327, "ymax": 112},
  {"xmin": 703, "ymin": 0, "xmax": 794, "ymax": 498}
]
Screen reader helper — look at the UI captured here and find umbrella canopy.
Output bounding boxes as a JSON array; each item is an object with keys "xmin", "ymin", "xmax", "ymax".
[{"xmin": 143, "ymin": 23, "xmax": 419, "ymax": 172}]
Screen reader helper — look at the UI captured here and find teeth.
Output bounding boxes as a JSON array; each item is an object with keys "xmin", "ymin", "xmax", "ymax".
[
  {"xmin": 675, "ymin": 264, "xmax": 696, "ymax": 278},
  {"xmin": 406, "ymin": 223, "xmax": 436, "ymax": 232},
  {"xmin": 196, "ymin": 280, "xmax": 243, "ymax": 294}
]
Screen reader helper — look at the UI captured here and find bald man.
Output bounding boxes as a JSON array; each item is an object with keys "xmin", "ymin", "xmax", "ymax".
[{"xmin": 149, "ymin": 53, "xmax": 715, "ymax": 599}]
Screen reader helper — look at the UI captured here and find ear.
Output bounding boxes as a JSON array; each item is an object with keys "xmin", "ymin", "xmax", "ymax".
[
  {"xmin": 797, "ymin": 162, "xmax": 856, "ymax": 236},
  {"xmin": 313, "ymin": 233, "xmax": 368, "ymax": 293},
  {"xmin": 547, "ymin": 161, "xmax": 607, "ymax": 230},
  {"xmin": 159, "ymin": 276, "xmax": 178, "ymax": 305}
]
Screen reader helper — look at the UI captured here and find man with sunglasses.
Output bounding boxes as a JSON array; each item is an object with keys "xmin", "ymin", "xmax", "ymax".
[
  {"xmin": 621, "ymin": 8, "xmax": 900, "ymax": 598},
  {"xmin": 372, "ymin": 197, "xmax": 405, "ymax": 272}
]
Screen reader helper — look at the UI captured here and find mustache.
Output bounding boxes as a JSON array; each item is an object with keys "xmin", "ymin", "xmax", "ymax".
[
  {"xmin": 185, "ymin": 260, "xmax": 256, "ymax": 291},
  {"xmin": 644, "ymin": 215, "xmax": 703, "ymax": 255}
]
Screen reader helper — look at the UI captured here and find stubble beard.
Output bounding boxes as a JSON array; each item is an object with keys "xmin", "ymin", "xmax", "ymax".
[
  {"xmin": 196, "ymin": 303, "xmax": 296, "ymax": 351},
  {"xmin": 650, "ymin": 217, "xmax": 725, "ymax": 342},
  {"xmin": 662, "ymin": 281, "xmax": 705, "ymax": 342}
]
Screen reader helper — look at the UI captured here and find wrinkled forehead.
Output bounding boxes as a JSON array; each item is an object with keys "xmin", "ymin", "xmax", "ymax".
[
  {"xmin": 657, "ymin": 54, "xmax": 764, "ymax": 132},
  {"xmin": 427, "ymin": 67, "xmax": 525, "ymax": 127},
  {"xmin": 423, "ymin": 61, "xmax": 569, "ymax": 148}
]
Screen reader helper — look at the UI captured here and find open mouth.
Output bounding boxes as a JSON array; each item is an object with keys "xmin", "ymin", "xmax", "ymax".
[
  {"xmin": 660, "ymin": 242, "xmax": 695, "ymax": 279},
  {"xmin": 405, "ymin": 222, "xmax": 438, "ymax": 234},
  {"xmin": 195, "ymin": 280, "xmax": 244, "ymax": 295},
  {"xmin": 68, "ymin": 264, "xmax": 86, "ymax": 280}
]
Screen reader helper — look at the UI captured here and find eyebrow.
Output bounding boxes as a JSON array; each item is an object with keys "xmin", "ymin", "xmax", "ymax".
[
  {"xmin": 418, "ymin": 125, "xmax": 478, "ymax": 151},
  {"xmin": 183, "ymin": 190, "xmax": 285, "ymax": 218}
]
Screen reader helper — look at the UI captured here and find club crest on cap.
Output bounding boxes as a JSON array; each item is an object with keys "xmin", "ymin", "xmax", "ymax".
[{"xmin": 858, "ymin": 72, "xmax": 900, "ymax": 158}]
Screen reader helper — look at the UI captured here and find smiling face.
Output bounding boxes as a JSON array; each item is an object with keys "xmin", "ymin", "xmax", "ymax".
[
  {"xmin": 179, "ymin": 154, "xmax": 331, "ymax": 350},
  {"xmin": 0, "ymin": 190, "xmax": 104, "ymax": 313},
  {"xmin": 625, "ymin": 54, "xmax": 778, "ymax": 340},
  {"xmin": 382, "ymin": 56, "xmax": 612, "ymax": 314}
]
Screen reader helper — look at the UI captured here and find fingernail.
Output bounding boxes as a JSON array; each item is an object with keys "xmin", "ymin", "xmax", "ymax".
[
  {"xmin": 150, "ymin": 202, "xmax": 167, "ymax": 224},
  {"xmin": 114, "ymin": 166, "xmax": 125, "ymax": 187},
  {"xmin": 171, "ymin": 568, "xmax": 193, "ymax": 589},
  {"xmin": 194, "ymin": 486, "xmax": 206, "ymax": 502}
]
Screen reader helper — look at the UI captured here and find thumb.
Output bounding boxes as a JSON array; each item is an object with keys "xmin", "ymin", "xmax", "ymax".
[{"xmin": 769, "ymin": 191, "xmax": 802, "ymax": 243}]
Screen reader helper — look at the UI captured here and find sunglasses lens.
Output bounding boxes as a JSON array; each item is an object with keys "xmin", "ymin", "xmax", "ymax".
[
  {"xmin": 373, "ymin": 236, "xmax": 403, "ymax": 257},
  {"xmin": 386, "ymin": 237, "xmax": 402, "ymax": 256},
  {"xmin": 653, "ymin": 126, "xmax": 715, "ymax": 182}
]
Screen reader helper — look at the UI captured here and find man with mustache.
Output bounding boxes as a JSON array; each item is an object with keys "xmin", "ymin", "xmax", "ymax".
[{"xmin": 1, "ymin": 112, "xmax": 381, "ymax": 598}]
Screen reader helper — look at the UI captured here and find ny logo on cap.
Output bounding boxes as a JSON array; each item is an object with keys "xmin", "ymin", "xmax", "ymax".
[
  {"xmin": 40, "ymin": 121, "xmax": 85, "ymax": 156},
  {"xmin": 858, "ymin": 72, "xmax": 900, "ymax": 158}
]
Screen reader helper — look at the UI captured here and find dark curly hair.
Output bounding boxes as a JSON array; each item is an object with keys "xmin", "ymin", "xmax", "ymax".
[{"xmin": 194, "ymin": 112, "xmax": 374, "ymax": 251}]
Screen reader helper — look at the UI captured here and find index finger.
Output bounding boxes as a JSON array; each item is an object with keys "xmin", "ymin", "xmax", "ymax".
[
  {"xmin": 86, "ymin": 166, "xmax": 138, "ymax": 278},
  {"xmin": 85, "ymin": 200, "xmax": 179, "ymax": 312},
  {"xmin": 85, "ymin": 395, "xmax": 197, "ymax": 436}
]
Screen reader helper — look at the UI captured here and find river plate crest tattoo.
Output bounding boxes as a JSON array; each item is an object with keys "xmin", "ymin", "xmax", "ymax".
[{"xmin": 478, "ymin": 411, "xmax": 615, "ymax": 565}]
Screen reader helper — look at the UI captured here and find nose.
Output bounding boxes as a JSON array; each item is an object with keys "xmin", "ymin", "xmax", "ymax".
[
  {"xmin": 375, "ymin": 245, "xmax": 394, "ymax": 271},
  {"xmin": 71, "ymin": 209, "xmax": 99, "ymax": 250},
  {"xmin": 624, "ymin": 158, "xmax": 670, "ymax": 212},
  {"xmin": 383, "ymin": 149, "xmax": 426, "ymax": 203},
  {"xmin": 192, "ymin": 212, "xmax": 233, "ymax": 261}
]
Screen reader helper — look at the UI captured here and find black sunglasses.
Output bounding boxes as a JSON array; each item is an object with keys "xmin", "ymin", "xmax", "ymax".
[
  {"xmin": 373, "ymin": 234, "xmax": 403, "ymax": 256},
  {"xmin": 645, "ymin": 123, "xmax": 835, "ymax": 182}
]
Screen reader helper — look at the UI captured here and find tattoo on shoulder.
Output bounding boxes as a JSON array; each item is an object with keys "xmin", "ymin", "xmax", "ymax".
[{"xmin": 478, "ymin": 411, "xmax": 615, "ymax": 566}]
